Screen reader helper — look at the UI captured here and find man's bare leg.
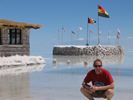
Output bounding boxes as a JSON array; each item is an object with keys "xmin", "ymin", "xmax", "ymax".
[
  {"xmin": 80, "ymin": 87, "xmax": 94, "ymax": 100},
  {"xmin": 105, "ymin": 89, "xmax": 114, "ymax": 100}
]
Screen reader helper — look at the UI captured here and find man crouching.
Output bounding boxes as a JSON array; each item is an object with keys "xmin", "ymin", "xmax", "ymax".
[{"xmin": 80, "ymin": 59, "xmax": 114, "ymax": 100}]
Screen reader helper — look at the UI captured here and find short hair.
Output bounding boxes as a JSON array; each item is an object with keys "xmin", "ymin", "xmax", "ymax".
[{"xmin": 93, "ymin": 59, "xmax": 102, "ymax": 67}]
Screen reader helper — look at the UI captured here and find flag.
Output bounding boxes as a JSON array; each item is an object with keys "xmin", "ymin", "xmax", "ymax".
[
  {"xmin": 117, "ymin": 28, "xmax": 120, "ymax": 39},
  {"xmin": 71, "ymin": 31, "xmax": 76, "ymax": 35},
  {"xmin": 61, "ymin": 27, "xmax": 65, "ymax": 32},
  {"xmin": 88, "ymin": 18, "xmax": 96, "ymax": 24},
  {"xmin": 98, "ymin": 5, "xmax": 110, "ymax": 18},
  {"xmin": 79, "ymin": 27, "xmax": 83, "ymax": 31}
]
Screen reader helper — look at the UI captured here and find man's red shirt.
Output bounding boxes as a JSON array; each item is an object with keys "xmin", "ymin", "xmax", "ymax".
[{"xmin": 84, "ymin": 67, "xmax": 113, "ymax": 86}]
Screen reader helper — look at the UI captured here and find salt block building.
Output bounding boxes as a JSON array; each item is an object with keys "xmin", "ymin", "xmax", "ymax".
[{"xmin": 0, "ymin": 19, "xmax": 41, "ymax": 56}]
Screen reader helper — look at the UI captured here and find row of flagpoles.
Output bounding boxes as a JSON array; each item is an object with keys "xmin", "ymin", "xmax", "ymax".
[
  {"xmin": 57, "ymin": 5, "xmax": 121, "ymax": 46},
  {"xmin": 87, "ymin": 5, "xmax": 110, "ymax": 45},
  {"xmin": 57, "ymin": 25, "xmax": 120, "ymax": 46}
]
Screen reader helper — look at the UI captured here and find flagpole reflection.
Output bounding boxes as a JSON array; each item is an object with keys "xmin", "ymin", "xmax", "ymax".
[{"xmin": 53, "ymin": 54, "xmax": 124, "ymax": 67}]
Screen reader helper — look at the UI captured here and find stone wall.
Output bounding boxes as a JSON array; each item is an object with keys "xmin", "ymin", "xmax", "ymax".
[
  {"xmin": 0, "ymin": 45, "xmax": 29, "ymax": 56},
  {"xmin": 53, "ymin": 45, "xmax": 124, "ymax": 56},
  {"xmin": 0, "ymin": 28, "xmax": 30, "ymax": 56}
]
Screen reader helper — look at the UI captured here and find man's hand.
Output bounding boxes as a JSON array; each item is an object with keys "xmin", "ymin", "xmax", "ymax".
[
  {"xmin": 84, "ymin": 86, "xmax": 99, "ymax": 93},
  {"xmin": 92, "ymin": 86, "xmax": 99, "ymax": 91},
  {"xmin": 82, "ymin": 83, "xmax": 94, "ymax": 93}
]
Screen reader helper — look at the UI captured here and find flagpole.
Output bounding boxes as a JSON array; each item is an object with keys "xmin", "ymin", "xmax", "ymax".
[
  {"xmin": 97, "ymin": 15, "xmax": 100, "ymax": 45},
  {"xmin": 61, "ymin": 26, "xmax": 64, "ymax": 45},
  {"xmin": 89, "ymin": 25, "xmax": 90, "ymax": 45},
  {"xmin": 97, "ymin": 5, "xmax": 110, "ymax": 45},
  {"xmin": 70, "ymin": 31, "xmax": 72, "ymax": 44},
  {"xmin": 108, "ymin": 32, "xmax": 110, "ymax": 44},
  {"xmin": 58, "ymin": 27, "xmax": 60, "ymax": 45},
  {"xmin": 86, "ymin": 22, "xmax": 89, "ymax": 46}
]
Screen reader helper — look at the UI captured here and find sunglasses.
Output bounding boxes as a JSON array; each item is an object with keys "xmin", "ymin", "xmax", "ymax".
[{"xmin": 94, "ymin": 65, "xmax": 102, "ymax": 68}]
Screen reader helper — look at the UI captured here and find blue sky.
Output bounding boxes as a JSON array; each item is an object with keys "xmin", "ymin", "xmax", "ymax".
[{"xmin": 0, "ymin": 0, "xmax": 133, "ymax": 57}]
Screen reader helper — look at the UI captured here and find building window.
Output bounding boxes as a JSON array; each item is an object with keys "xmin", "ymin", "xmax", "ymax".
[
  {"xmin": 0, "ymin": 29, "xmax": 2, "ymax": 45},
  {"xmin": 8, "ymin": 29, "xmax": 22, "ymax": 45}
]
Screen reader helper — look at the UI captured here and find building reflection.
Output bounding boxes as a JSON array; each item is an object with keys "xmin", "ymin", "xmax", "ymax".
[
  {"xmin": 53, "ymin": 55, "xmax": 124, "ymax": 66},
  {"xmin": 0, "ymin": 73, "xmax": 30, "ymax": 100},
  {"xmin": 0, "ymin": 64, "xmax": 45, "ymax": 75},
  {"xmin": 0, "ymin": 64, "xmax": 45, "ymax": 100}
]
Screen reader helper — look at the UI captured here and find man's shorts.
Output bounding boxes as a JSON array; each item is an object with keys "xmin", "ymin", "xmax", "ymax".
[
  {"xmin": 91, "ymin": 82, "xmax": 107, "ymax": 98},
  {"xmin": 91, "ymin": 90, "xmax": 106, "ymax": 98}
]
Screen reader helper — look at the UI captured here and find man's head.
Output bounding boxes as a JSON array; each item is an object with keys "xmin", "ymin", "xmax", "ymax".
[{"xmin": 93, "ymin": 59, "xmax": 102, "ymax": 74}]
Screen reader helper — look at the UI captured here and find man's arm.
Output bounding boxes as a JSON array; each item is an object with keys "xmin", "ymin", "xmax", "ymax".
[
  {"xmin": 82, "ymin": 81, "xmax": 94, "ymax": 94},
  {"xmin": 82, "ymin": 82, "xmax": 91, "ymax": 89},
  {"xmin": 93, "ymin": 82, "xmax": 114, "ymax": 91}
]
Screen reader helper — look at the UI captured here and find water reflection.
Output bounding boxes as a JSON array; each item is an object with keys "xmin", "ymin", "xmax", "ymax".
[
  {"xmin": 0, "ymin": 74, "xmax": 30, "ymax": 100},
  {"xmin": 0, "ymin": 64, "xmax": 45, "ymax": 76},
  {"xmin": 53, "ymin": 55, "xmax": 124, "ymax": 66},
  {"xmin": 0, "ymin": 64, "xmax": 45, "ymax": 100}
]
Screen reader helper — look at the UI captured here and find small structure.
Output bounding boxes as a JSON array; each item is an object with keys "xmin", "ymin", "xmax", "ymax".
[{"xmin": 0, "ymin": 19, "xmax": 41, "ymax": 56}]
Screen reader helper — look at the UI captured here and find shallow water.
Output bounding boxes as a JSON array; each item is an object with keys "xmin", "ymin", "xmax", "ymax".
[{"xmin": 0, "ymin": 51, "xmax": 133, "ymax": 100}]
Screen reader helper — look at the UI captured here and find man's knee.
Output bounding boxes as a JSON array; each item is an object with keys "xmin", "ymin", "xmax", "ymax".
[
  {"xmin": 105, "ymin": 89, "xmax": 114, "ymax": 99},
  {"xmin": 80, "ymin": 87, "xmax": 86, "ymax": 94},
  {"xmin": 80, "ymin": 87, "xmax": 94, "ymax": 100},
  {"xmin": 80, "ymin": 87, "xmax": 91, "ymax": 94}
]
